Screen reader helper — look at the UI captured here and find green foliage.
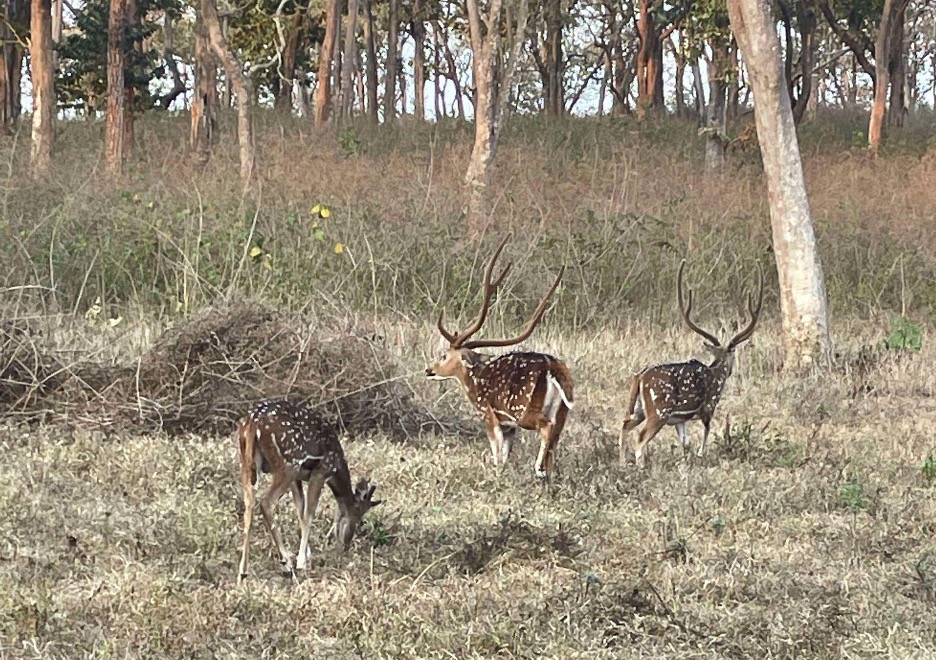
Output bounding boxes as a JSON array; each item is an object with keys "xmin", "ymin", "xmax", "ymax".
[
  {"xmin": 57, "ymin": 0, "xmax": 181, "ymax": 113},
  {"xmin": 338, "ymin": 127, "xmax": 363, "ymax": 158},
  {"xmin": 921, "ymin": 452, "xmax": 936, "ymax": 485},
  {"xmin": 883, "ymin": 317, "xmax": 922, "ymax": 353},
  {"xmin": 838, "ymin": 479, "xmax": 867, "ymax": 514}
]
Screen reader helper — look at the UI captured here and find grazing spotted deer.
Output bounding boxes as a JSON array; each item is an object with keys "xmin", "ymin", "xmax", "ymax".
[
  {"xmin": 236, "ymin": 398, "xmax": 381, "ymax": 583},
  {"xmin": 426, "ymin": 236, "xmax": 573, "ymax": 479},
  {"xmin": 620, "ymin": 260, "xmax": 764, "ymax": 469}
]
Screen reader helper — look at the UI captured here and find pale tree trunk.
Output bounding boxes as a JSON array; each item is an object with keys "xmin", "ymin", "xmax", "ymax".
[
  {"xmin": 727, "ymin": 0, "xmax": 830, "ymax": 370},
  {"xmin": 384, "ymin": 0, "xmax": 398, "ymax": 120},
  {"xmin": 105, "ymin": 0, "xmax": 128, "ymax": 178},
  {"xmin": 190, "ymin": 9, "xmax": 218, "ymax": 164},
  {"xmin": 314, "ymin": 0, "xmax": 340, "ymax": 125},
  {"xmin": 275, "ymin": 12, "xmax": 303, "ymax": 112},
  {"xmin": 30, "ymin": 0, "xmax": 54, "ymax": 176},
  {"xmin": 464, "ymin": 0, "xmax": 529, "ymax": 236},
  {"xmin": 340, "ymin": 0, "xmax": 359, "ymax": 119},
  {"xmin": 202, "ymin": 0, "xmax": 254, "ymax": 187},
  {"xmin": 362, "ymin": 0, "xmax": 378, "ymax": 123}
]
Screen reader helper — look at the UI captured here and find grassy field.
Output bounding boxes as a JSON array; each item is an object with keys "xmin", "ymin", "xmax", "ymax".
[{"xmin": 1, "ymin": 112, "xmax": 936, "ymax": 658}]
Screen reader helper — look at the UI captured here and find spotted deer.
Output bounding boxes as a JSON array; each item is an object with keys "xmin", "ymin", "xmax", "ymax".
[
  {"xmin": 426, "ymin": 236, "xmax": 573, "ymax": 479},
  {"xmin": 236, "ymin": 398, "xmax": 381, "ymax": 583},
  {"xmin": 620, "ymin": 260, "xmax": 764, "ymax": 469}
]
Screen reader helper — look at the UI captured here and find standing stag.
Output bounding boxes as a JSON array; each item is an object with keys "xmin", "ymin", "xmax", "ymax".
[
  {"xmin": 620, "ymin": 261, "xmax": 764, "ymax": 469},
  {"xmin": 426, "ymin": 236, "xmax": 573, "ymax": 479},
  {"xmin": 236, "ymin": 398, "xmax": 381, "ymax": 582}
]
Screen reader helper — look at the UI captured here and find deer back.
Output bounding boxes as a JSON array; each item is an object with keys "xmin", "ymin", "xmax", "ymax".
[
  {"xmin": 240, "ymin": 398, "xmax": 345, "ymax": 478},
  {"xmin": 469, "ymin": 351, "xmax": 572, "ymax": 421},
  {"xmin": 639, "ymin": 360, "xmax": 713, "ymax": 419}
]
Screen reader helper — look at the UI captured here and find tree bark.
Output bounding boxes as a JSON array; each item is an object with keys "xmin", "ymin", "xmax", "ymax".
[
  {"xmin": 190, "ymin": 8, "xmax": 218, "ymax": 164},
  {"xmin": 704, "ymin": 39, "xmax": 729, "ymax": 171},
  {"xmin": 314, "ymin": 0, "xmax": 340, "ymax": 125},
  {"xmin": 869, "ymin": 0, "xmax": 898, "ymax": 154},
  {"xmin": 411, "ymin": 0, "xmax": 426, "ymax": 120},
  {"xmin": 384, "ymin": 0, "xmax": 398, "ymax": 120},
  {"xmin": 887, "ymin": 4, "xmax": 906, "ymax": 128},
  {"xmin": 275, "ymin": 11, "xmax": 303, "ymax": 112},
  {"xmin": 464, "ymin": 0, "xmax": 528, "ymax": 235},
  {"xmin": 0, "ymin": 0, "xmax": 27, "ymax": 131},
  {"xmin": 340, "ymin": 0, "xmax": 359, "ymax": 119},
  {"xmin": 30, "ymin": 0, "xmax": 53, "ymax": 175},
  {"xmin": 202, "ymin": 0, "xmax": 254, "ymax": 187},
  {"xmin": 160, "ymin": 12, "xmax": 187, "ymax": 110},
  {"xmin": 727, "ymin": 0, "xmax": 830, "ymax": 370},
  {"xmin": 544, "ymin": 0, "xmax": 563, "ymax": 116},
  {"xmin": 362, "ymin": 0, "xmax": 378, "ymax": 123},
  {"xmin": 105, "ymin": 0, "xmax": 128, "ymax": 178},
  {"xmin": 50, "ymin": 0, "xmax": 62, "ymax": 69},
  {"xmin": 122, "ymin": 0, "xmax": 138, "ymax": 156}
]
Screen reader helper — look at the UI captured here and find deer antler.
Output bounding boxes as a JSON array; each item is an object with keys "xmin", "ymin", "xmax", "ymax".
[
  {"xmin": 461, "ymin": 265, "xmax": 565, "ymax": 350},
  {"xmin": 438, "ymin": 235, "xmax": 513, "ymax": 348},
  {"xmin": 726, "ymin": 263, "xmax": 764, "ymax": 350},
  {"xmin": 676, "ymin": 260, "xmax": 722, "ymax": 348}
]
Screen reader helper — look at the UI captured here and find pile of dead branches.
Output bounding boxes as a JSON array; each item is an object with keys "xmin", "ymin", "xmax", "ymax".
[{"xmin": 0, "ymin": 302, "xmax": 442, "ymax": 439}]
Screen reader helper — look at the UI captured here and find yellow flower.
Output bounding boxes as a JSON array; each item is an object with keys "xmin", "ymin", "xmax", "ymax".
[
  {"xmin": 311, "ymin": 204, "xmax": 321, "ymax": 215},
  {"xmin": 334, "ymin": 243, "xmax": 344, "ymax": 254},
  {"xmin": 320, "ymin": 208, "xmax": 331, "ymax": 218},
  {"xmin": 249, "ymin": 246, "xmax": 263, "ymax": 259},
  {"xmin": 263, "ymin": 253, "xmax": 273, "ymax": 271}
]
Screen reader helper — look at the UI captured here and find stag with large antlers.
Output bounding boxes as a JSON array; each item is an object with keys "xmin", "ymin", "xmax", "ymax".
[
  {"xmin": 426, "ymin": 236, "xmax": 573, "ymax": 479},
  {"xmin": 619, "ymin": 261, "xmax": 764, "ymax": 469},
  {"xmin": 236, "ymin": 398, "xmax": 382, "ymax": 582}
]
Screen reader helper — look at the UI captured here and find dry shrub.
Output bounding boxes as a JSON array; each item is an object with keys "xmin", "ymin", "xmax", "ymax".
[
  {"xmin": 0, "ymin": 320, "xmax": 64, "ymax": 411},
  {"xmin": 3, "ymin": 302, "xmax": 441, "ymax": 439}
]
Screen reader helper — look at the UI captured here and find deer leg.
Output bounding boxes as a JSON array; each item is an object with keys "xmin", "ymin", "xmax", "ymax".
[
  {"xmin": 697, "ymin": 418, "xmax": 712, "ymax": 458},
  {"xmin": 238, "ymin": 468, "xmax": 256, "ymax": 584},
  {"xmin": 296, "ymin": 473, "xmax": 326, "ymax": 571},
  {"xmin": 291, "ymin": 480, "xmax": 305, "ymax": 535},
  {"xmin": 483, "ymin": 409, "xmax": 504, "ymax": 468},
  {"xmin": 676, "ymin": 422, "xmax": 691, "ymax": 455},
  {"xmin": 537, "ymin": 406, "xmax": 568, "ymax": 479},
  {"xmin": 500, "ymin": 425, "xmax": 516, "ymax": 465},
  {"xmin": 257, "ymin": 473, "xmax": 296, "ymax": 574},
  {"xmin": 634, "ymin": 415, "xmax": 665, "ymax": 470}
]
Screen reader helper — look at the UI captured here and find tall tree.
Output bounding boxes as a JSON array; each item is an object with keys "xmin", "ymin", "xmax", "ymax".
[
  {"xmin": 384, "ymin": 0, "xmax": 398, "ymax": 120},
  {"xmin": 314, "ymin": 0, "xmax": 339, "ymax": 124},
  {"xmin": 869, "ymin": 0, "xmax": 909, "ymax": 153},
  {"xmin": 362, "ymin": 0, "xmax": 378, "ymax": 123},
  {"xmin": 727, "ymin": 0, "xmax": 830, "ymax": 369},
  {"xmin": 30, "ymin": 0, "xmax": 54, "ymax": 175},
  {"xmin": 544, "ymin": 0, "xmax": 563, "ymax": 116},
  {"xmin": 0, "ymin": 0, "xmax": 27, "ymax": 132},
  {"xmin": 202, "ymin": 0, "xmax": 254, "ymax": 187},
  {"xmin": 340, "ymin": 0, "xmax": 360, "ymax": 119},
  {"xmin": 105, "ymin": 0, "xmax": 129, "ymax": 177},
  {"xmin": 463, "ymin": 0, "xmax": 529, "ymax": 235},
  {"xmin": 190, "ymin": 8, "xmax": 217, "ymax": 164},
  {"xmin": 410, "ymin": 0, "xmax": 426, "ymax": 120}
]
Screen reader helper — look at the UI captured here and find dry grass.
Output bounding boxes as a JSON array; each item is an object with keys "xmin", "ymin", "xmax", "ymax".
[
  {"xmin": 1, "ymin": 318, "xmax": 935, "ymax": 659},
  {"xmin": 1, "ymin": 111, "xmax": 935, "ymax": 658}
]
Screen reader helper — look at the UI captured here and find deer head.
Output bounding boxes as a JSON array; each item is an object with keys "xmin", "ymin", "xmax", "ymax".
[
  {"xmin": 426, "ymin": 235, "xmax": 564, "ymax": 381},
  {"xmin": 333, "ymin": 477, "xmax": 382, "ymax": 551},
  {"xmin": 677, "ymin": 259, "xmax": 764, "ymax": 376}
]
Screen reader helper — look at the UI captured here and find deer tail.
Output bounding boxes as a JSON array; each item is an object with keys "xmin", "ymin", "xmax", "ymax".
[
  {"xmin": 621, "ymin": 374, "xmax": 642, "ymax": 431},
  {"xmin": 237, "ymin": 417, "xmax": 259, "ymax": 487}
]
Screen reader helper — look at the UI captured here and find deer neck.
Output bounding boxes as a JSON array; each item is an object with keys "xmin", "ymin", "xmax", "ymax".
[
  {"xmin": 326, "ymin": 454, "xmax": 354, "ymax": 511},
  {"xmin": 454, "ymin": 350, "xmax": 491, "ymax": 412},
  {"xmin": 705, "ymin": 356, "xmax": 734, "ymax": 400}
]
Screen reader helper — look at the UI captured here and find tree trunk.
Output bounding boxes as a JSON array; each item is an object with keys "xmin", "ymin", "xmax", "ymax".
[
  {"xmin": 0, "ymin": 0, "xmax": 27, "ymax": 131},
  {"xmin": 160, "ymin": 12, "xmax": 187, "ymax": 110},
  {"xmin": 868, "ymin": 0, "xmax": 895, "ymax": 154},
  {"xmin": 411, "ymin": 0, "xmax": 426, "ymax": 120},
  {"xmin": 30, "ymin": 0, "xmax": 53, "ymax": 175},
  {"xmin": 275, "ymin": 12, "xmax": 303, "ymax": 112},
  {"xmin": 727, "ymin": 0, "xmax": 830, "ymax": 370},
  {"xmin": 704, "ymin": 39, "xmax": 728, "ymax": 171},
  {"xmin": 673, "ymin": 37, "xmax": 685, "ymax": 117},
  {"xmin": 340, "ymin": 0, "xmax": 359, "ymax": 119},
  {"xmin": 691, "ymin": 60, "xmax": 705, "ymax": 118},
  {"xmin": 790, "ymin": 2, "xmax": 817, "ymax": 124},
  {"xmin": 362, "ymin": 0, "xmax": 378, "ymax": 123},
  {"xmin": 202, "ymin": 0, "xmax": 254, "ymax": 187},
  {"xmin": 544, "ymin": 0, "xmax": 563, "ymax": 116},
  {"xmin": 190, "ymin": 8, "xmax": 218, "ymax": 164},
  {"xmin": 384, "ymin": 0, "xmax": 398, "ymax": 121},
  {"xmin": 105, "ymin": 0, "xmax": 128, "ymax": 177},
  {"xmin": 887, "ymin": 4, "xmax": 906, "ymax": 127},
  {"xmin": 122, "ymin": 0, "xmax": 138, "ymax": 156},
  {"xmin": 51, "ymin": 0, "xmax": 62, "ymax": 69},
  {"xmin": 314, "ymin": 0, "xmax": 340, "ymax": 125},
  {"xmin": 464, "ymin": 0, "xmax": 528, "ymax": 236}
]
